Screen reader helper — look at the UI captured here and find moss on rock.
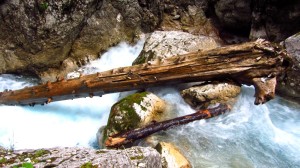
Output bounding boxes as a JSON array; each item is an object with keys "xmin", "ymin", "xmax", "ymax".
[{"xmin": 102, "ymin": 92, "xmax": 166, "ymax": 147}]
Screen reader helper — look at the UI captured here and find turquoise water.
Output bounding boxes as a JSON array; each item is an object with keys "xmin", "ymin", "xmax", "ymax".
[
  {"xmin": 152, "ymin": 86, "xmax": 300, "ymax": 167},
  {"xmin": 0, "ymin": 40, "xmax": 299, "ymax": 167}
]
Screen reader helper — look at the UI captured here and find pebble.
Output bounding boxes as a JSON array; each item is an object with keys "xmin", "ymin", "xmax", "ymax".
[
  {"xmin": 24, "ymin": 158, "xmax": 31, "ymax": 163},
  {"xmin": 173, "ymin": 15, "xmax": 180, "ymax": 20}
]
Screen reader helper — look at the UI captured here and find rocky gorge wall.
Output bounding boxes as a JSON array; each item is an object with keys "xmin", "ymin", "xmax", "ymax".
[{"xmin": 1, "ymin": 0, "xmax": 300, "ymax": 82}]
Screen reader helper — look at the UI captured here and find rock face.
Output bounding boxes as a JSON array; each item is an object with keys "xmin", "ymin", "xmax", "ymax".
[
  {"xmin": 0, "ymin": 0, "xmax": 164, "ymax": 81},
  {"xmin": 0, "ymin": 0, "xmax": 221, "ymax": 81},
  {"xmin": 249, "ymin": 0, "xmax": 300, "ymax": 42},
  {"xmin": 0, "ymin": 0, "xmax": 102, "ymax": 78},
  {"xmin": 133, "ymin": 30, "xmax": 220, "ymax": 64},
  {"xmin": 101, "ymin": 92, "xmax": 166, "ymax": 146},
  {"xmin": 214, "ymin": 0, "xmax": 251, "ymax": 31},
  {"xmin": 159, "ymin": 1, "xmax": 219, "ymax": 38},
  {"xmin": 1, "ymin": 0, "xmax": 300, "ymax": 81},
  {"xmin": 277, "ymin": 33, "xmax": 300, "ymax": 103},
  {"xmin": 212, "ymin": 0, "xmax": 300, "ymax": 43},
  {"xmin": 156, "ymin": 142, "xmax": 191, "ymax": 168},
  {"xmin": 181, "ymin": 82, "xmax": 241, "ymax": 109},
  {"xmin": 0, "ymin": 146, "xmax": 162, "ymax": 168}
]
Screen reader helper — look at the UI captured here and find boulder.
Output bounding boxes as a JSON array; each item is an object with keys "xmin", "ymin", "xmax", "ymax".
[
  {"xmin": 277, "ymin": 33, "xmax": 300, "ymax": 103},
  {"xmin": 101, "ymin": 92, "xmax": 166, "ymax": 147},
  {"xmin": 133, "ymin": 30, "xmax": 220, "ymax": 65},
  {"xmin": 0, "ymin": 146, "xmax": 162, "ymax": 168},
  {"xmin": 156, "ymin": 142, "xmax": 191, "ymax": 168},
  {"xmin": 181, "ymin": 82, "xmax": 241, "ymax": 109}
]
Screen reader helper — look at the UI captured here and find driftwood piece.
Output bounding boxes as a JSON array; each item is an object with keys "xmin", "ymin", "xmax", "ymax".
[
  {"xmin": 105, "ymin": 104, "xmax": 230, "ymax": 148},
  {"xmin": 0, "ymin": 39, "xmax": 289, "ymax": 106}
]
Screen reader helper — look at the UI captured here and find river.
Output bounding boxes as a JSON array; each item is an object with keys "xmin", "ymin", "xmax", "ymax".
[{"xmin": 0, "ymin": 41, "xmax": 299, "ymax": 167}]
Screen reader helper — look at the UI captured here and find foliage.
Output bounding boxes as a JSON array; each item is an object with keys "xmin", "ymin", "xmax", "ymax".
[
  {"xmin": 13, "ymin": 162, "xmax": 34, "ymax": 168},
  {"xmin": 34, "ymin": 149, "xmax": 48, "ymax": 158},
  {"xmin": 81, "ymin": 162, "xmax": 97, "ymax": 168},
  {"xmin": 39, "ymin": 2, "xmax": 49, "ymax": 12},
  {"xmin": 0, "ymin": 157, "xmax": 7, "ymax": 164}
]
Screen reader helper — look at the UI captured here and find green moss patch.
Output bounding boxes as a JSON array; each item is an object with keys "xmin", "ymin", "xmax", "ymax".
[
  {"xmin": 104, "ymin": 92, "xmax": 150, "ymax": 142},
  {"xmin": 132, "ymin": 51, "xmax": 155, "ymax": 65},
  {"xmin": 0, "ymin": 157, "xmax": 7, "ymax": 164},
  {"xmin": 81, "ymin": 162, "xmax": 97, "ymax": 168}
]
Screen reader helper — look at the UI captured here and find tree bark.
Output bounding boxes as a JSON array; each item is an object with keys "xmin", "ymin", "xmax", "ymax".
[
  {"xmin": 0, "ymin": 39, "xmax": 290, "ymax": 106},
  {"xmin": 105, "ymin": 104, "xmax": 230, "ymax": 148}
]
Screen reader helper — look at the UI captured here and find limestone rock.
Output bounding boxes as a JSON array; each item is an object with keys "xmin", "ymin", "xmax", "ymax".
[
  {"xmin": 277, "ymin": 33, "xmax": 300, "ymax": 103},
  {"xmin": 181, "ymin": 82, "xmax": 241, "ymax": 109},
  {"xmin": 133, "ymin": 31, "xmax": 220, "ymax": 65},
  {"xmin": 160, "ymin": 2, "xmax": 220, "ymax": 38},
  {"xmin": 0, "ymin": 0, "xmax": 102, "ymax": 78},
  {"xmin": 0, "ymin": 146, "xmax": 162, "ymax": 168},
  {"xmin": 102, "ymin": 92, "xmax": 166, "ymax": 146},
  {"xmin": 156, "ymin": 142, "xmax": 191, "ymax": 168},
  {"xmin": 0, "ymin": 0, "xmax": 164, "ymax": 81}
]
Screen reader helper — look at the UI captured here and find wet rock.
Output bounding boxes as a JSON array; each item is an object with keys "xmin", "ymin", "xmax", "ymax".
[
  {"xmin": 0, "ymin": 0, "xmax": 164, "ymax": 82},
  {"xmin": 0, "ymin": 146, "xmax": 162, "ymax": 168},
  {"xmin": 160, "ymin": 2, "xmax": 220, "ymax": 38},
  {"xmin": 101, "ymin": 92, "xmax": 166, "ymax": 147},
  {"xmin": 0, "ymin": 0, "xmax": 102, "ymax": 78},
  {"xmin": 156, "ymin": 142, "xmax": 191, "ymax": 168},
  {"xmin": 181, "ymin": 82, "xmax": 241, "ymax": 109},
  {"xmin": 133, "ymin": 30, "xmax": 220, "ymax": 65},
  {"xmin": 249, "ymin": 1, "xmax": 300, "ymax": 42},
  {"xmin": 214, "ymin": 0, "xmax": 251, "ymax": 31},
  {"xmin": 211, "ymin": 0, "xmax": 300, "ymax": 43},
  {"xmin": 277, "ymin": 33, "xmax": 300, "ymax": 103}
]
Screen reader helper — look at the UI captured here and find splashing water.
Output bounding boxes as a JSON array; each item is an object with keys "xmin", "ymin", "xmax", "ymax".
[
  {"xmin": 0, "ymin": 40, "xmax": 144, "ymax": 150},
  {"xmin": 150, "ymin": 86, "xmax": 300, "ymax": 167},
  {"xmin": 0, "ymin": 40, "xmax": 300, "ymax": 167}
]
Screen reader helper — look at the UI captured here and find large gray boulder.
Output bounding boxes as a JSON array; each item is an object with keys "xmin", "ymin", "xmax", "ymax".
[
  {"xmin": 181, "ymin": 82, "xmax": 241, "ymax": 109},
  {"xmin": 277, "ymin": 33, "xmax": 300, "ymax": 103},
  {"xmin": 0, "ymin": 146, "xmax": 162, "ymax": 168},
  {"xmin": 133, "ymin": 30, "xmax": 220, "ymax": 65}
]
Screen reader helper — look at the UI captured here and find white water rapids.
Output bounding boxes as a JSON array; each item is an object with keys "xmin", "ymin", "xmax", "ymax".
[{"xmin": 0, "ymin": 41, "xmax": 300, "ymax": 167}]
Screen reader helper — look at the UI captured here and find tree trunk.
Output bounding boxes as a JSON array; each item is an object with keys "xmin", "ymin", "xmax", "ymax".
[
  {"xmin": 105, "ymin": 104, "xmax": 230, "ymax": 148},
  {"xmin": 0, "ymin": 39, "xmax": 290, "ymax": 106}
]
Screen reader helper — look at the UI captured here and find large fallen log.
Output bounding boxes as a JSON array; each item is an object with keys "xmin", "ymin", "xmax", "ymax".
[
  {"xmin": 105, "ymin": 104, "xmax": 230, "ymax": 148},
  {"xmin": 0, "ymin": 39, "xmax": 289, "ymax": 106}
]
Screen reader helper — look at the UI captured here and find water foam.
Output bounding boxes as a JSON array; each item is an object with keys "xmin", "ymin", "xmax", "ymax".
[
  {"xmin": 0, "ymin": 40, "xmax": 300, "ymax": 167},
  {"xmin": 0, "ymin": 40, "xmax": 144, "ymax": 150}
]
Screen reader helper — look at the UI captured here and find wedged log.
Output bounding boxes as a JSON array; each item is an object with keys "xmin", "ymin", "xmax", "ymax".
[
  {"xmin": 0, "ymin": 39, "xmax": 290, "ymax": 106},
  {"xmin": 105, "ymin": 104, "xmax": 230, "ymax": 148}
]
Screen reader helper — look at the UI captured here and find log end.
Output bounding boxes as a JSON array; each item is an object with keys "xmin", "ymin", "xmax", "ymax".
[
  {"xmin": 252, "ymin": 77, "xmax": 276, "ymax": 105},
  {"xmin": 105, "ymin": 137, "xmax": 126, "ymax": 147}
]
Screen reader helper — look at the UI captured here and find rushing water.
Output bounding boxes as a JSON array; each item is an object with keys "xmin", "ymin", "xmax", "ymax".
[
  {"xmin": 0, "ymin": 41, "xmax": 300, "ymax": 167},
  {"xmin": 0, "ymin": 41, "xmax": 144, "ymax": 150}
]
